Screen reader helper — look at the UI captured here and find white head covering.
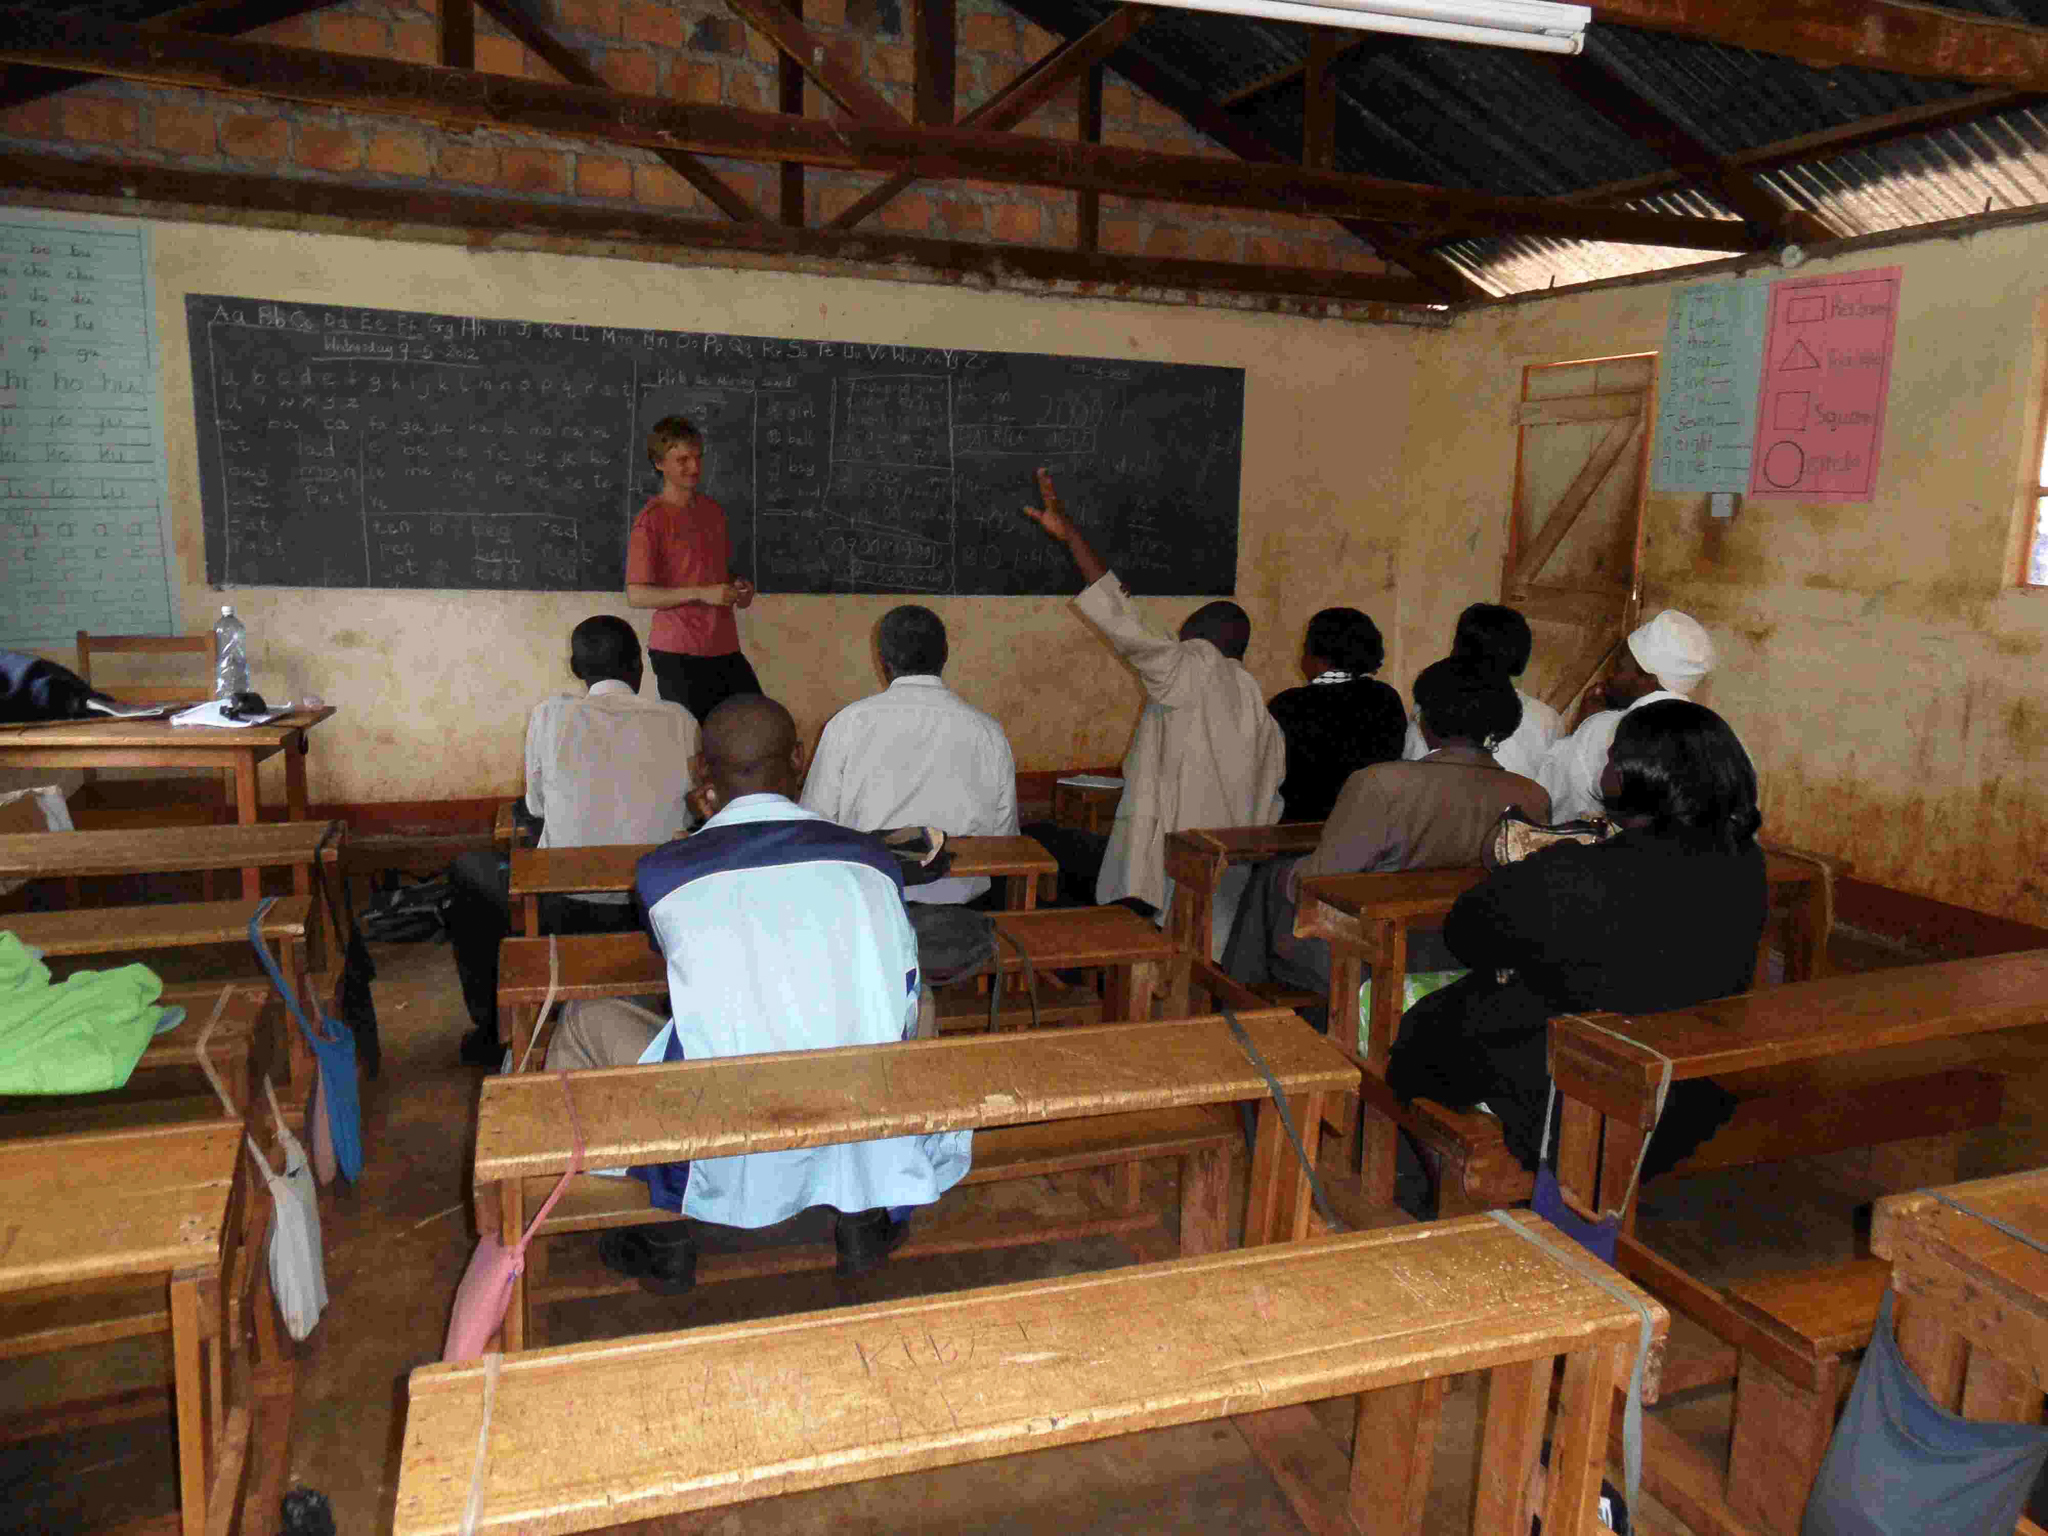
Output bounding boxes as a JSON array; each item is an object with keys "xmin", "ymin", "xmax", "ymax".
[{"xmin": 1626, "ymin": 610, "xmax": 1714, "ymax": 696}]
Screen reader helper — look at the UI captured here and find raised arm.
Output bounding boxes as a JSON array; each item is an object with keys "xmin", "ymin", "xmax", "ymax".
[{"xmin": 1020, "ymin": 467, "xmax": 1108, "ymax": 587}]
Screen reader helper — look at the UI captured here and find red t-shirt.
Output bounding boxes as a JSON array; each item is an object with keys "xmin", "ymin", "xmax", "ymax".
[{"xmin": 625, "ymin": 492, "xmax": 741, "ymax": 657}]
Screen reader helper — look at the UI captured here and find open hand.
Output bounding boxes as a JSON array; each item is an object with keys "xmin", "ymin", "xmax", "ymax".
[
  {"xmin": 1020, "ymin": 466, "xmax": 1073, "ymax": 542},
  {"xmin": 731, "ymin": 578, "xmax": 757, "ymax": 610}
]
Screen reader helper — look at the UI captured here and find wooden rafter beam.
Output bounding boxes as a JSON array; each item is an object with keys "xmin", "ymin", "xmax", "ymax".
[
  {"xmin": 915, "ymin": 0, "xmax": 956, "ymax": 127},
  {"xmin": 473, "ymin": 0, "xmax": 761, "ymax": 222},
  {"xmin": 1565, "ymin": 86, "xmax": 2048, "ymax": 211},
  {"xmin": 831, "ymin": 5, "xmax": 1154, "ymax": 231},
  {"xmin": 998, "ymin": 0, "xmax": 1490, "ymax": 299},
  {"xmin": 1539, "ymin": 55, "xmax": 1832, "ymax": 244},
  {"xmin": 1588, "ymin": 0, "xmax": 2048, "ymax": 91},
  {"xmin": 0, "ymin": 12, "xmax": 1759, "ymax": 251},
  {"xmin": 0, "ymin": 148, "xmax": 1448, "ymax": 308},
  {"xmin": 1220, "ymin": 37, "xmax": 1380, "ymax": 109},
  {"xmin": 0, "ymin": 0, "xmax": 341, "ymax": 112},
  {"xmin": 724, "ymin": 0, "xmax": 902, "ymax": 125},
  {"xmin": 1079, "ymin": 60, "xmax": 1102, "ymax": 252},
  {"xmin": 1302, "ymin": 28, "xmax": 1337, "ymax": 169},
  {"xmin": 439, "ymin": 0, "xmax": 474, "ymax": 69}
]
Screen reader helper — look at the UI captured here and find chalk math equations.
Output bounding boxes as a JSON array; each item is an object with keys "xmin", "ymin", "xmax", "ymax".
[{"xmin": 186, "ymin": 295, "xmax": 1246, "ymax": 597}]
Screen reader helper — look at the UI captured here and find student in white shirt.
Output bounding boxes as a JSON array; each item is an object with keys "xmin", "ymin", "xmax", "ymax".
[
  {"xmin": 1401, "ymin": 603, "xmax": 1561, "ymax": 783},
  {"xmin": 1537, "ymin": 609, "xmax": 1716, "ymax": 823},
  {"xmin": 1019, "ymin": 467, "xmax": 1283, "ymax": 923},
  {"xmin": 447, "ymin": 616, "xmax": 698, "ymax": 1065},
  {"xmin": 800, "ymin": 605, "xmax": 1018, "ymax": 906}
]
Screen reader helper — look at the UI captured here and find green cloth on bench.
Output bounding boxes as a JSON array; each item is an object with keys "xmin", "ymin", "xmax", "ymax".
[
  {"xmin": 0, "ymin": 930, "xmax": 168, "ymax": 1094},
  {"xmin": 1359, "ymin": 969, "xmax": 1468, "ymax": 1058}
]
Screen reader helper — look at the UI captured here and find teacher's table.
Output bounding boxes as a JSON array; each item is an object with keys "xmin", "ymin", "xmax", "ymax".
[
  {"xmin": 1294, "ymin": 850, "xmax": 1832, "ymax": 1202},
  {"xmin": 0, "ymin": 709, "xmax": 337, "ymax": 899},
  {"xmin": 0, "ymin": 1120, "xmax": 248, "ymax": 1536},
  {"xmin": 1163, "ymin": 821, "xmax": 1324, "ymax": 966},
  {"xmin": 507, "ymin": 833, "xmax": 1057, "ymax": 935}
]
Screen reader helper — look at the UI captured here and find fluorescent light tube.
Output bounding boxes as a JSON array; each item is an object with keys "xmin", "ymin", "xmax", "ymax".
[{"xmin": 1149, "ymin": 0, "xmax": 1587, "ymax": 52}]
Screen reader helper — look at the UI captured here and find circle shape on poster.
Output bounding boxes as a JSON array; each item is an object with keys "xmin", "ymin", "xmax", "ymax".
[{"xmin": 1762, "ymin": 440, "xmax": 1805, "ymax": 489}]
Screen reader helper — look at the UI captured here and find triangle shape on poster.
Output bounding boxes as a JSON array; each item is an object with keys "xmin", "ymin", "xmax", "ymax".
[{"xmin": 1778, "ymin": 339, "xmax": 1821, "ymax": 371}]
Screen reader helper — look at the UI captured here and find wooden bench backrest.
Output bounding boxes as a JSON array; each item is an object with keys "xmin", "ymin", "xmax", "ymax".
[
  {"xmin": 6, "ymin": 895, "xmax": 312, "ymax": 956},
  {"xmin": 509, "ymin": 834, "xmax": 1057, "ymax": 898},
  {"xmin": 1551, "ymin": 950, "xmax": 2048, "ymax": 1130},
  {"xmin": 75, "ymin": 630, "xmax": 213, "ymax": 705},
  {"xmin": 0, "ymin": 820, "xmax": 341, "ymax": 880},
  {"xmin": 475, "ymin": 1011, "xmax": 1353, "ymax": 1182},
  {"xmin": 0, "ymin": 1121, "xmax": 242, "ymax": 1289},
  {"xmin": 394, "ymin": 1213, "xmax": 1664, "ymax": 1536}
]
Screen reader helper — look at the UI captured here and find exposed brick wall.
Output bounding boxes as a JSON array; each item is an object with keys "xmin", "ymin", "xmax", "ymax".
[{"xmin": 0, "ymin": 0, "xmax": 1391, "ymax": 278}]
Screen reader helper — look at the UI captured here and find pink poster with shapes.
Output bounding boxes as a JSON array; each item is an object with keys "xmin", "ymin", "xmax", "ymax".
[{"xmin": 1748, "ymin": 265, "xmax": 1901, "ymax": 502}]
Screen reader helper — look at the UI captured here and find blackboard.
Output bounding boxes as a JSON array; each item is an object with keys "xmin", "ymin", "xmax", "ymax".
[{"xmin": 185, "ymin": 295, "xmax": 1246, "ymax": 596}]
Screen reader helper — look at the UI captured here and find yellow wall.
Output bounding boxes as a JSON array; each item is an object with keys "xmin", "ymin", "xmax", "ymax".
[
  {"xmin": 1396, "ymin": 221, "xmax": 2048, "ymax": 922},
  {"xmin": 127, "ymin": 219, "xmax": 1423, "ymax": 806}
]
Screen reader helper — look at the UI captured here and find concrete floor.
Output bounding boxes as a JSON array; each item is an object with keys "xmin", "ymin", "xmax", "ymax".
[{"xmin": 9, "ymin": 920, "xmax": 2048, "ymax": 1535}]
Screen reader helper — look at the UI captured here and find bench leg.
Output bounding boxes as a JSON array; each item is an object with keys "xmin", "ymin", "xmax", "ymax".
[
  {"xmin": 1542, "ymin": 1340, "xmax": 1621, "ymax": 1536},
  {"xmin": 497, "ymin": 1179, "xmax": 526, "ymax": 1353},
  {"xmin": 1178, "ymin": 1146, "xmax": 1229, "ymax": 1256},
  {"xmin": 1728, "ymin": 1353, "xmax": 1841, "ymax": 1536},
  {"xmin": 170, "ymin": 1271, "xmax": 212, "ymax": 1536},
  {"xmin": 1009, "ymin": 874, "xmax": 1036, "ymax": 912},
  {"xmin": 1246, "ymin": 1091, "xmax": 1325, "ymax": 1246},
  {"xmin": 1472, "ymin": 1355, "xmax": 1550, "ymax": 1534},
  {"xmin": 1350, "ymin": 1375, "xmax": 1447, "ymax": 1535}
]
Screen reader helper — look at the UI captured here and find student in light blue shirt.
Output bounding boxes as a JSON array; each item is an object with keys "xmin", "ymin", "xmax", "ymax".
[{"xmin": 581, "ymin": 694, "xmax": 970, "ymax": 1293}]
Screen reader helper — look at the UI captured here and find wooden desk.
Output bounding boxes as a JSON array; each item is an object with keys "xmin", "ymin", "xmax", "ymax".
[
  {"xmin": 497, "ymin": 904, "xmax": 1189, "ymax": 1066},
  {"xmin": 507, "ymin": 833, "xmax": 1057, "ymax": 934},
  {"xmin": 1163, "ymin": 821, "xmax": 1323, "ymax": 964},
  {"xmin": 0, "ymin": 714, "xmax": 336, "ymax": 898},
  {"xmin": 1052, "ymin": 777, "xmax": 1122, "ymax": 834},
  {"xmin": 0, "ymin": 1120, "xmax": 247, "ymax": 1536},
  {"xmin": 1874, "ymin": 1170, "xmax": 2048, "ymax": 1422}
]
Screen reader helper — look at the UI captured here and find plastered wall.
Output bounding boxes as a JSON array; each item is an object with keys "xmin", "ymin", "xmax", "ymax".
[
  {"xmin": 1395, "ymin": 221, "xmax": 2048, "ymax": 923},
  {"xmin": 124, "ymin": 217, "xmax": 1420, "ymax": 807}
]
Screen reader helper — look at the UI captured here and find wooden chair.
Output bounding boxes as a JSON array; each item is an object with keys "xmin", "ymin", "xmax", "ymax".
[
  {"xmin": 70, "ymin": 631, "xmax": 229, "ymax": 896},
  {"xmin": 394, "ymin": 1214, "xmax": 1666, "ymax": 1536}
]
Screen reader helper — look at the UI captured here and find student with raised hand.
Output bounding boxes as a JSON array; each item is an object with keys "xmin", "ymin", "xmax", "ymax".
[
  {"xmin": 1020, "ymin": 467, "xmax": 1283, "ymax": 922},
  {"xmin": 1267, "ymin": 607, "xmax": 1407, "ymax": 823},
  {"xmin": 801, "ymin": 604, "xmax": 1018, "ymax": 908},
  {"xmin": 549, "ymin": 694, "xmax": 970, "ymax": 1293},
  {"xmin": 1401, "ymin": 603, "xmax": 1560, "ymax": 783},
  {"xmin": 625, "ymin": 414, "xmax": 759, "ymax": 723},
  {"xmin": 1537, "ymin": 609, "xmax": 1716, "ymax": 823}
]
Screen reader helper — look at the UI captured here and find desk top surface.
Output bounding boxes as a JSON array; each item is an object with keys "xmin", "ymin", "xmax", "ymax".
[
  {"xmin": 0, "ymin": 706, "xmax": 335, "ymax": 748},
  {"xmin": 1551, "ymin": 949, "xmax": 2048, "ymax": 1093},
  {"xmin": 395, "ymin": 1211, "xmax": 1661, "ymax": 1536},
  {"xmin": 0, "ymin": 819, "xmax": 339, "ymax": 878},
  {"xmin": 1168, "ymin": 823, "xmax": 1325, "ymax": 863},
  {"xmin": 474, "ymin": 1010, "xmax": 1352, "ymax": 1181},
  {"xmin": 1873, "ymin": 1169, "xmax": 2048, "ymax": 1320},
  {"xmin": 0, "ymin": 1120, "xmax": 241, "ymax": 1290},
  {"xmin": 509, "ymin": 833, "xmax": 1056, "ymax": 896}
]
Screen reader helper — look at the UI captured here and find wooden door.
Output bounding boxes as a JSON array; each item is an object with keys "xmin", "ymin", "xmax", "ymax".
[{"xmin": 1502, "ymin": 354, "xmax": 1656, "ymax": 714}]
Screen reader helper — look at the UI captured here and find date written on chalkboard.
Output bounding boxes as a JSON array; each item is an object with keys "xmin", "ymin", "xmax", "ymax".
[{"xmin": 186, "ymin": 295, "xmax": 1246, "ymax": 596}]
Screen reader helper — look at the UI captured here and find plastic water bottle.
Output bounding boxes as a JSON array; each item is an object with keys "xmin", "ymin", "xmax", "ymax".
[{"xmin": 213, "ymin": 605, "xmax": 249, "ymax": 700}]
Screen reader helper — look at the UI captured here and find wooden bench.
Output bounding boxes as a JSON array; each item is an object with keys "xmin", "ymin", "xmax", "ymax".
[
  {"xmin": 1545, "ymin": 950, "xmax": 2048, "ymax": 1536},
  {"xmin": 474, "ymin": 1011, "xmax": 1357, "ymax": 1350},
  {"xmin": 395, "ymin": 1213, "xmax": 1665, "ymax": 1536},
  {"xmin": 1163, "ymin": 820, "xmax": 1323, "ymax": 967},
  {"xmin": 0, "ymin": 818, "xmax": 345, "ymax": 964},
  {"xmin": 506, "ymin": 832, "xmax": 1057, "ymax": 934},
  {"xmin": 497, "ymin": 905, "xmax": 1190, "ymax": 1067},
  {"xmin": 0, "ymin": 1120, "xmax": 260, "ymax": 1536},
  {"xmin": 1295, "ymin": 848, "xmax": 1837, "ymax": 1207}
]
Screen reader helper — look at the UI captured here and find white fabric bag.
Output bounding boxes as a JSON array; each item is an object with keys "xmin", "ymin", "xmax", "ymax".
[{"xmin": 247, "ymin": 1075, "xmax": 329, "ymax": 1341}]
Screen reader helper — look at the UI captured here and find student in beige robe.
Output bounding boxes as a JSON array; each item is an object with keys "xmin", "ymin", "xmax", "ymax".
[{"xmin": 1021, "ymin": 468, "xmax": 1284, "ymax": 926}]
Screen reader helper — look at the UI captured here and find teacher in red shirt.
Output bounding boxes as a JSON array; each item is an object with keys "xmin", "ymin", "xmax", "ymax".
[{"xmin": 625, "ymin": 415, "xmax": 761, "ymax": 722}]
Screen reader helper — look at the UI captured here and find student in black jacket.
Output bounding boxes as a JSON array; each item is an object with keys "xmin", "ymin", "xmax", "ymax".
[
  {"xmin": 1266, "ymin": 608, "xmax": 1407, "ymax": 822},
  {"xmin": 1387, "ymin": 699, "xmax": 1766, "ymax": 1177}
]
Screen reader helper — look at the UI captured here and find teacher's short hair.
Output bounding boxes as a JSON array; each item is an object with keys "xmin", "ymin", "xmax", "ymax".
[
  {"xmin": 646, "ymin": 415, "xmax": 704, "ymax": 466},
  {"xmin": 877, "ymin": 605, "xmax": 948, "ymax": 677}
]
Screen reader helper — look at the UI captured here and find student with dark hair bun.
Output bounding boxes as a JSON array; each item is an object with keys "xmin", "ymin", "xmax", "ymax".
[
  {"xmin": 1266, "ymin": 607, "xmax": 1407, "ymax": 822},
  {"xmin": 1387, "ymin": 698, "xmax": 1767, "ymax": 1190},
  {"xmin": 1401, "ymin": 602, "xmax": 1559, "ymax": 783}
]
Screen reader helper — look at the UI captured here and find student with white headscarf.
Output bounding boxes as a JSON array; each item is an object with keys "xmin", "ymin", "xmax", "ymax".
[{"xmin": 1536, "ymin": 609, "xmax": 1716, "ymax": 823}]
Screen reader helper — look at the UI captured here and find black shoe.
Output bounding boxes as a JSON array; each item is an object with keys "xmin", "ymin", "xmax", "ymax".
[
  {"xmin": 458, "ymin": 1028, "xmax": 504, "ymax": 1068},
  {"xmin": 598, "ymin": 1223, "xmax": 697, "ymax": 1295},
  {"xmin": 834, "ymin": 1208, "xmax": 910, "ymax": 1278}
]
